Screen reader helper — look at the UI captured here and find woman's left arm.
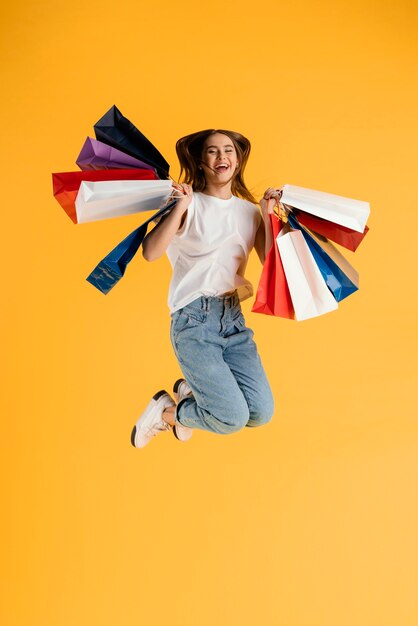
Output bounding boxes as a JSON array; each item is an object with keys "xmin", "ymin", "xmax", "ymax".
[{"xmin": 254, "ymin": 187, "xmax": 282, "ymax": 264}]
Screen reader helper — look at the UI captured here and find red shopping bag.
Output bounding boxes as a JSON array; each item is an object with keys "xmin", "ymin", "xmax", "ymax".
[
  {"xmin": 295, "ymin": 211, "xmax": 369, "ymax": 252},
  {"xmin": 52, "ymin": 168, "xmax": 158, "ymax": 223},
  {"xmin": 252, "ymin": 213, "xmax": 295, "ymax": 319}
]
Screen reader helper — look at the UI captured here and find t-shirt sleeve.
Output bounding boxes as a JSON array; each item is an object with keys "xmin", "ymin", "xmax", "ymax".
[
  {"xmin": 254, "ymin": 205, "xmax": 262, "ymax": 229},
  {"xmin": 174, "ymin": 195, "xmax": 195, "ymax": 240},
  {"xmin": 249, "ymin": 201, "xmax": 262, "ymax": 248},
  {"xmin": 166, "ymin": 195, "xmax": 195, "ymax": 266}
]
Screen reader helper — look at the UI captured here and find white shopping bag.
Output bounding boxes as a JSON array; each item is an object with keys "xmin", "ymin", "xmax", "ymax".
[
  {"xmin": 75, "ymin": 179, "xmax": 173, "ymax": 223},
  {"xmin": 280, "ymin": 184, "xmax": 370, "ymax": 233},
  {"xmin": 277, "ymin": 229, "xmax": 338, "ymax": 321}
]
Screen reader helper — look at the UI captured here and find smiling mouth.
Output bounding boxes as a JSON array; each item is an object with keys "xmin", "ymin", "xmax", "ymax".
[{"xmin": 214, "ymin": 164, "xmax": 230, "ymax": 172}]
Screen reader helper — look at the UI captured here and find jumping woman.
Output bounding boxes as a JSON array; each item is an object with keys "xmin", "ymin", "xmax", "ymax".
[{"xmin": 131, "ymin": 129, "xmax": 281, "ymax": 448}]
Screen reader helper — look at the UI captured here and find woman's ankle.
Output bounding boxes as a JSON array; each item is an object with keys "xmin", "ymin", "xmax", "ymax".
[{"xmin": 162, "ymin": 406, "xmax": 176, "ymax": 426}]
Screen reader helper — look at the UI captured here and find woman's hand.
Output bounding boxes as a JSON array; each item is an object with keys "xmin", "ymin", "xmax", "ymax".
[
  {"xmin": 172, "ymin": 183, "xmax": 193, "ymax": 213},
  {"xmin": 260, "ymin": 187, "xmax": 282, "ymax": 215}
]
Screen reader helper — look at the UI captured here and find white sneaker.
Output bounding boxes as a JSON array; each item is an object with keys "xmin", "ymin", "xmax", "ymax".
[
  {"xmin": 172, "ymin": 379, "xmax": 193, "ymax": 442},
  {"xmin": 131, "ymin": 390, "xmax": 175, "ymax": 449}
]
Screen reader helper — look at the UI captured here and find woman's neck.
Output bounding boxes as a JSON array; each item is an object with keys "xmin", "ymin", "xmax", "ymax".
[{"xmin": 201, "ymin": 182, "xmax": 233, "ymax": 200}]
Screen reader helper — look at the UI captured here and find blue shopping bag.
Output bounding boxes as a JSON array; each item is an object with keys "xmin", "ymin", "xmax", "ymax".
[
  {"xmin": 288, "ymin": 213, "xmax": 358, "ymax": 302},
  {"xmin": 86, "ymin": 200, "xmax": 177, "ymax": 294}
]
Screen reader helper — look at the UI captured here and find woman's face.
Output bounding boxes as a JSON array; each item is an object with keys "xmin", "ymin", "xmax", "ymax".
[{"xmin": 200, "ymin": 133, "xmax": 239, "ymax": 183}]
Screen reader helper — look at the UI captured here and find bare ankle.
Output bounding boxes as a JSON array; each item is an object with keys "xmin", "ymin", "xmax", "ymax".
[{"xmin": 163, "ymin": 406, "xmax": 176, "ymax": 426}]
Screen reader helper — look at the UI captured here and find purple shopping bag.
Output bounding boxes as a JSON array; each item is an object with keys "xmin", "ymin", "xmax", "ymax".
[{"xmin": 76, "ymin": 137, "xmax": 157, "ymax": 174}]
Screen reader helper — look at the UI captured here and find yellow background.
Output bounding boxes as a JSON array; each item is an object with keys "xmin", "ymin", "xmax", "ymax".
[{"xmin": 1, "ymin": 1, "xmax": 418, "ymax": 624}]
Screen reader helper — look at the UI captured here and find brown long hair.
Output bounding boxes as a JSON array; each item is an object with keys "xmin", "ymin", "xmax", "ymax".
[{"xmin": 175, "ymin": 129, "xmax": 257, "ymax": 204}]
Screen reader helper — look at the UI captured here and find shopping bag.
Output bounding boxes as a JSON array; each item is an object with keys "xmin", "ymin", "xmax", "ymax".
[
  {"xmin": 75, "ymin": 179, "xmax": 173, "ymax": 223},
  {"xmin": 94, "ymin": 105, "xmax": 170, "ymax": 180},
  {"xmin": 76, "ymin": 137, "xmax": 157, "ymax": 173},
  {"xmin": 277, "ymin": 227, "xmax": 338, "ymax": 321},
  {"xmin": 294, "ymin": 210, "xmax": 369, "ymax": 252},
  {"xmin": 52, "ymin": 168, "xmax": 158, "ymax": 223},
  {"xmin": 251, "ymin": 213, "xmax": 294, "ymax": 319},
  {"xmin": 280, "ymin": 184, "xmax": 370, "ymax": 232},
  {"xmin": 86, "ymin": 200, "xmax": 177, "ymax": 294},
  {"xmin": 288, "ymin": 213, "xmax": 359, "ymax": 302}
]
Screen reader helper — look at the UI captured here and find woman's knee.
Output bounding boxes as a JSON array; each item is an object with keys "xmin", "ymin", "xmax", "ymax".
[
  {"xmin": 207, "ymin": 404, "xmax": 250, "ymax": 435},
  {"xmin": 247, "ymin": 395, "xmax": 275, "ymax": 428}
]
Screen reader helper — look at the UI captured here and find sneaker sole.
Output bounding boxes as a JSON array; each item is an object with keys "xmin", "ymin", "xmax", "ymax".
[
  {"xmin": 173, "ymin": 378, "xmax": 185, "ymax": 399},
  {"xmin": 172, "ymin": 379, "xmax": 193, "ymax": 442},
  {"xmin": 131, "ymin": 390, "xmax": 169, "ymax": 448}
]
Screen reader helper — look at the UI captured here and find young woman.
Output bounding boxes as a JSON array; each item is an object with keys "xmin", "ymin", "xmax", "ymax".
[{"xmin": 131, "ymin": 129, "xmax": 282, "ymax": 448}]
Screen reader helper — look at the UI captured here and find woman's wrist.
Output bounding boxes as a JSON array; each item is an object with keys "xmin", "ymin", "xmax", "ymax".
[
  {"xmin": 174, "ymin": 198, "xmax": 190, "ymax": 214},
  {"xmin": 260, "ymin": 201, "xmax": 275, "ymax": 217}
]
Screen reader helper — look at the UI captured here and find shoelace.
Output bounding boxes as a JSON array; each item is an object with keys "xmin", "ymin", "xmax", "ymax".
[{"xmin": 146, "ymin": 420, "xmax": 172, "ymax": 437}]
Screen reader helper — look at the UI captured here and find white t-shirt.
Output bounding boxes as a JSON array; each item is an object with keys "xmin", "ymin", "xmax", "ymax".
[{"xmin": 166, "ymin": 192, "xmax": 261, "ymax": 313}]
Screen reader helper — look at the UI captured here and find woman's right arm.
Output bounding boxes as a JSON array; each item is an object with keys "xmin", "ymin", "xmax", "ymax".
[{"xmin": 142, "ymin": 184, "xmax": 193, "ymax": 262}]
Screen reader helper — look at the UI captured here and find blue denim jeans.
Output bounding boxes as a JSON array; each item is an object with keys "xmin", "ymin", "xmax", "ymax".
[{"xmin": 170, "ymin": 292, "xmax": 274, "ymax": 434}]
